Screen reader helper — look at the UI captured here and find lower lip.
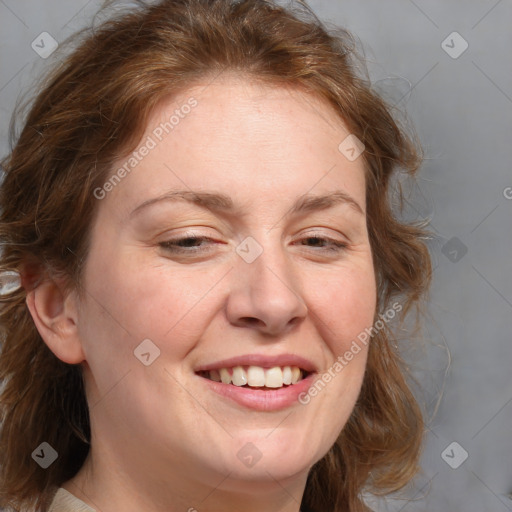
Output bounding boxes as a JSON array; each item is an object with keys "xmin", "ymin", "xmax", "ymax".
[{"xmin": 198, "ymin": 373, "xmax": 316, "ymax": 411}]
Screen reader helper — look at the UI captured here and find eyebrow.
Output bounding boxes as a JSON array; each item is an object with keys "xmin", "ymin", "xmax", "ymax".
[{"xmin": 129, "ymin": 189, "xmax": 364, "ymax": 219}]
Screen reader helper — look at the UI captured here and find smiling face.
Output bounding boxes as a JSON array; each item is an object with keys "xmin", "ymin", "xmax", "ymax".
[{"xmin": 71, "ymin": 75, "xmax": 377, "ymax": 504}]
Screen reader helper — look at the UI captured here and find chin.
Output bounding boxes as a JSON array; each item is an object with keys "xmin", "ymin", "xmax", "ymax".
[
  {"xmin": 215, "ymin": 431, "xmax": 327, "ymax": 484},
  {"xmin": 214, "ymin": 457, "xmax": 314, "ymax": 493}
]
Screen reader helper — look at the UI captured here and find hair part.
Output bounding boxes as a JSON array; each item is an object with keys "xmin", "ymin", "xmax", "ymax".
[{"xmin": 0, "ymin": 1, "xmax": 431, "ymax": 510}]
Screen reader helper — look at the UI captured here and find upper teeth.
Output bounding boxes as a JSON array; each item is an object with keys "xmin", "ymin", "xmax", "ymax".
[{"xmin": 207, "ymin": 366, "xmax": 303, "ymax": 388}]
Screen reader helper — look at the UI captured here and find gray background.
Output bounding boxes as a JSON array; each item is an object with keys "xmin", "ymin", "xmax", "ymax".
[{"xmin": 0, "ymin": 0, "xmax": 511, "ymax": 511}]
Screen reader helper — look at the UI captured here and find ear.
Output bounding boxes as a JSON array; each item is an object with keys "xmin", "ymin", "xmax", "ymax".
[{"xmin": 24, "ymin": 274, "xmax": 85, "ymax": 365}]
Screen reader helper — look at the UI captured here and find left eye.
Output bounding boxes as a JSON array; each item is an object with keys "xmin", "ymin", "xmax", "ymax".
[{"xmin": 295, "ymin": 235, "xmax": 348, "ymax": 252}]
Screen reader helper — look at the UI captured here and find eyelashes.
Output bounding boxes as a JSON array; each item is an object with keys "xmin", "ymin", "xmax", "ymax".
[
  {"xmin": 158, "ymin": 233, "xmax": 348, "ymax": 255},
  {"xmin": 159, "ymin": 235, "xmax": 213, "ymax": 252},
  {"xmin": 296, "ymin": 235, "xmax": 348, "ymax": 252}
]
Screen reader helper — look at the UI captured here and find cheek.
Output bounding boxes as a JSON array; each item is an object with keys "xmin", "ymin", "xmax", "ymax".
[
  {"xmin": 78, "ymin": 250, "xmax": 223, "ymax": 365},
  {"xmin": 299, "ymin": 265, "xmax": 375, "ymax": 432},
  {"xmin": 306, "ymin": 262, "xmax": 377, "ymax": 354}
]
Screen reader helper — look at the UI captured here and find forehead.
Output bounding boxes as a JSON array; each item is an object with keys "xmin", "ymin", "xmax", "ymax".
[{"xmin": 102, "ymin": 76, "xmax": 367, "ymax": 217}]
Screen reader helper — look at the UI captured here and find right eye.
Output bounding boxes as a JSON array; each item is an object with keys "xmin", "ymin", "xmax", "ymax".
[{"xmin": 159, "ymin": 234, "xmax": 218, "ymax": 254}]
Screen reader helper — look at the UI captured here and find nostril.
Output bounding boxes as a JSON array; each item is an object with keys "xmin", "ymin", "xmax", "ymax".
[{"xmin": 241, "ymin": 317, "xmax": 261, "ymax": 327}]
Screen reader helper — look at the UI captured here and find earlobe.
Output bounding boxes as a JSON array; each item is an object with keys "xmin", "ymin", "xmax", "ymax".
[{"xmin": 25, "ymin": 276, "xmax": 86, "ymax": 365}]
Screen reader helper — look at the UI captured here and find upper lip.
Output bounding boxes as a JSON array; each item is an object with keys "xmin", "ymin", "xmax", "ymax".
[{"xmin": 194, "ymin": 353, "xmax": 318, "ymax": 373}]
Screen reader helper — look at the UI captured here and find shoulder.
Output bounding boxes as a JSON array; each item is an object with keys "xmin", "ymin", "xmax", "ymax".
[{"xmin": 47, "ymin": 487, "xmax": 96, "ymax": 512}]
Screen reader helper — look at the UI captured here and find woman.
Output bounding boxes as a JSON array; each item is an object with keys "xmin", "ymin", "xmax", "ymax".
[{"xmin": 0, "ymin": 0, "xmax": 431, "ymax": 511}]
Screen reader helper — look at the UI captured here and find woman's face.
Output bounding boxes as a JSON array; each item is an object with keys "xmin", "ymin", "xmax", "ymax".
[{"xmin": 76, "ymin": 76, "xmax": 376, "ymax": 496}]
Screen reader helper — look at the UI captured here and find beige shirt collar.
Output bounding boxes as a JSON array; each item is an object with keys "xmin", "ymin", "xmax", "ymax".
[{"xmin": 48, "ymin": 488, "xmax": 96, "ymax": 512}]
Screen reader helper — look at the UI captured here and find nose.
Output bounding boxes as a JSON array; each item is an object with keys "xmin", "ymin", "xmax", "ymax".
[{"xmin": 225, "ymin": 242, "xmax": 308, "ymax": 337}]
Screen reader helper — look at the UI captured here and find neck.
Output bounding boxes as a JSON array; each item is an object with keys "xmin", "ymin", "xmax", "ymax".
[{"xmin": 64, "ymin": 443, "xmax": 309, "ymax": 512}]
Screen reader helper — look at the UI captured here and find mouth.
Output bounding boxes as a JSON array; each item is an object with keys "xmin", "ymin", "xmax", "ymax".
[
  {"xmin": 194, "ymin": 355, "xmax": 317, "ymax": 411},
  {"xmin": 196, "ymin": 365, "xmax": 311, "ymax": 390}
]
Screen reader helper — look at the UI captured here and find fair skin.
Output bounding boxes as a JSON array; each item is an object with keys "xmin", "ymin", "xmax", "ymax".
[{"xmin": 26, "ymin": 76, "xmax": 377, "ymax": 512}]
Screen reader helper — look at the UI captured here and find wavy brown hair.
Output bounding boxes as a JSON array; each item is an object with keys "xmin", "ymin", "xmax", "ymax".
[{"xmin": 0, "ymin": 0, "xmax": 431, "ymax": 511}]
